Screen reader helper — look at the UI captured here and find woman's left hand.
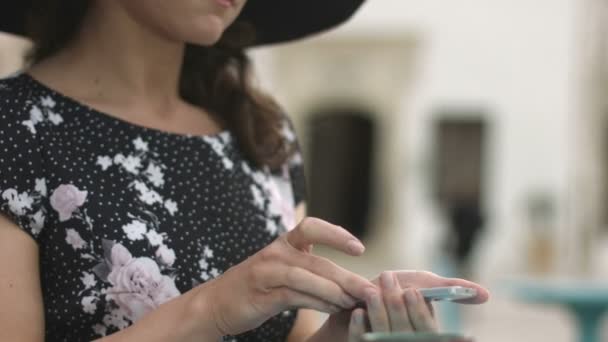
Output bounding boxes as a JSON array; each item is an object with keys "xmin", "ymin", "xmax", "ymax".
[
  {"xmin": 307, "ymin": 270, "xmax": 490, "ymax": 342},
  {"xmin": 349, "ymin": 271, "xmax": 438, "ymax": 337}
]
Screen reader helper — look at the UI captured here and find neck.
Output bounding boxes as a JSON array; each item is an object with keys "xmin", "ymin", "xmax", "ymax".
[{"xmin": 31, "ymin": 1, "xmax": 185, "ymax": 108}]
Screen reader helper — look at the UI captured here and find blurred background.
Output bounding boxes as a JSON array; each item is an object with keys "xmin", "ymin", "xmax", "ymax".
[{"xmin": 3, "ymin": 0, "xmax": 608, "ymax": 341}]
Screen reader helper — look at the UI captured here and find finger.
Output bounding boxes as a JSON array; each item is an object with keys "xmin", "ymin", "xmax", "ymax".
[
  {"xmin": 404, "ymin": 289, "xmax": 438, "ymax": 332},
  {"xmin": 260, "ymin": 237, "xmax": 376, "ymax": 301},
  {"xmin": 285, "ymin": 217, "xmax": 365, "ymax": 256},
  {"xmin": 391, "ymin": 271, "xmax": 490, "ymax": 304},
  {"xmin": 348, "ymin": 308, "xmax": 368, "ymax": 342},
  {"xmin": 271, "ymin": 287, "xmax": 343, "ymax": 314},
  {"xmin": 268, "ymin": 264, "xmax": 358, "ymax": 309},
  {"xmin": 380, "ymin": 272, "xmax": 413, "ymax": 332},
  {"xmin": 287, "ymin": 251, "xmax": 376, "ymax": 301},
  {"xmin": 365, "ymin": 288, "xmax": 390, "ymax": 332}
]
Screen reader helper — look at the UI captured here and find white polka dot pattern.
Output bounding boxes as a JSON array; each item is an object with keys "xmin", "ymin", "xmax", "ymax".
[{"xmin": 0, "ymin": 73, "xmax": 306, "ymax": 341}]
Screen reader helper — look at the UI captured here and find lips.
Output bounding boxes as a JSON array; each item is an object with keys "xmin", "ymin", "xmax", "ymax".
[{"xmin": 215, "ymin": 0, "xmax": 235, "ymax": 8}]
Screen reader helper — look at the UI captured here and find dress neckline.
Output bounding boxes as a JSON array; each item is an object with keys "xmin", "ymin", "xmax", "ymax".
[{"xmin": 21, "ymin": 72, "xmax": 231, "ymax": 141}]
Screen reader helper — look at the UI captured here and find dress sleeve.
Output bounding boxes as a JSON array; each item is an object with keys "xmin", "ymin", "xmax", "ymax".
[
  {"xmin": 281, "ymin": 116, "xmax": 307, "ymax": 207},
  {"xmin": 287, "ymin": 147, "xmax": 306, "ymax": 207},
  {"xmin": 0, "ymin": 86, "xmax": 47, "ymax": 243}
]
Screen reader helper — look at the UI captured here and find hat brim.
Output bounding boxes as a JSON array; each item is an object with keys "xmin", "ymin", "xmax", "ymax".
[
  {"xmin": 0, "ymin": 1, "xmax": 365, "ymax": 47},
  {"xmin": 239, "ymin": 0, "xmax": 365, "ymax": 46}
]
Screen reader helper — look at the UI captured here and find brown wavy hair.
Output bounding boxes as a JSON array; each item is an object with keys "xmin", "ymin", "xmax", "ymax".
[{"xmin": 26, "ymin": 0, "xmax": 292, "ymax": 169}]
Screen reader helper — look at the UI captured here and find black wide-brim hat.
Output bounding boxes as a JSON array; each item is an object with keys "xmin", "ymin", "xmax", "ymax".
[{"xmin": 0, "ymin": 1, "xmax": 366, "ymax": 46}]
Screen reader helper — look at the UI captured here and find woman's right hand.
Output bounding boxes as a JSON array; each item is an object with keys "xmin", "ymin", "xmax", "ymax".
[{"xmin": 195, "ymin": 217, "xmax": 377, "ymax": 337}]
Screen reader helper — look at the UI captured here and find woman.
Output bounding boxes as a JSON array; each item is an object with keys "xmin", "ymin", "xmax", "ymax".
[{"xmin": 0, "ymin": 1, "xmax": 490, "ymax": 341}]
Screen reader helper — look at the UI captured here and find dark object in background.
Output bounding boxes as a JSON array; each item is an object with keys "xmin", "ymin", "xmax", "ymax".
[
  {"xmin": 447, "ymin": 200, "xmax": 485, "ymax": 262},
  {"xmin": 307, "ymin": 110, "xmax": 375, "ymax": 240},
  {"xmin": 434, "ymin": 117, "xmax": 487, "ymax": 265}
]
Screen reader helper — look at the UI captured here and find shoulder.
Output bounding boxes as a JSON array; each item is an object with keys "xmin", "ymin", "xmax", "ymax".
[
  {"xmin": 0, "ymin": 74, "xmax": 48, "ymax": 241},
  {"xmin": 0, "ymin": 72, "xmax": 46, "ymax": 163},
  {"xmin": 0, "ymin": 73, "xmax": 36, "ymax": 127},
  {"xmin": 0, "ymin": 72, "xmax": 30, "ymax": 101},
  {"xmin": 0, "ymin": 73, "xmax": 63, "ymax": 136},
  {"xmin": 0, "ymin": 73, "xmax": 49, "ymax": 179}
]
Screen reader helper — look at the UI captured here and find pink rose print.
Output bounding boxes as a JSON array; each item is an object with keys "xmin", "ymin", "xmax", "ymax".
[
  {"xmin": 155, "ymin": 245, "xmax": 176, "ymax": 266},
  {"xmin": 50, "ymin": 184, "xmax": 88, "ymax": 222},
  {"xmin": 110, "ymin": 244, "xmax": 132, "ymax": 268},
  {"xmin": 105, "ymin": 244, "xmax": 180, "ymax": 322},
  {"xmin": 65, "ymin": 228, "xmax": 87, "ymax": 250}
]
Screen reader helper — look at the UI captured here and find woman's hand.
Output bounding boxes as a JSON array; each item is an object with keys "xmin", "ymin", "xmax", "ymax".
[
  {"xmin": 193, "ymin": 217, "xmax": 377, "ymax": 337},
  {"xmin": 309, "ymin": 271, "xmax": 490, "ymax": 342},
  {"xmin": 348, "ymin": 272, "xmax": 438, "ymax": 341}
]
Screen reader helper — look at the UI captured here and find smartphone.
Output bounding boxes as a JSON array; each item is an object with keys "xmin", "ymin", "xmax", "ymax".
[
  {"xmin": 361, "ymin": 332, "xmax": 473, "ymax": 342},
  {"xmin": 418, "ymin": 286, "xmax": 477, "ymax": 302},
  {"xmin": 354, "ymin": 286, "xmax": 477, "ymax": 309}
]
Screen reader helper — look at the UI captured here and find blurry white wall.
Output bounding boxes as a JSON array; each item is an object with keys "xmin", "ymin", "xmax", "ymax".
[
  {"xmin": 0, "ymin": 33, "xmax": 29, "ymax": 76},
  {"xmin": 251, "ymin": 0, "xmax": 604, "ymax": 283},
  {"xmin": 251, "ymin": 1, "xmax": 608, "ymax": 339}
]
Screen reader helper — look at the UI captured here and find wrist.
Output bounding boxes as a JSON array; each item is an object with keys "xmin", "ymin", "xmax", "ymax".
[
  {"xmin": 305, "ymin": 322, "xmax": 332, "ymax": 342},
  {"xmin": 183, "ymin": 283, "xmax": 225, "ymax": 341},
  {"xmin": 307, "ymin": 312, "xmax": 353, "ymax": 342}
]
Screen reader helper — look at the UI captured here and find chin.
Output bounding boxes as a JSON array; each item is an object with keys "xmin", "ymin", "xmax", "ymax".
[{"xmin": 183, "ymin": 16, "xmax": 228, "ymax": 46}]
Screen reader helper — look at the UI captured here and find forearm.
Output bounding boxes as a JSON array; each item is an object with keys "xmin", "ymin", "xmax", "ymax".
[{"xmin": 94, "ymin": 284, "xmax": 222, "ymax": 342}]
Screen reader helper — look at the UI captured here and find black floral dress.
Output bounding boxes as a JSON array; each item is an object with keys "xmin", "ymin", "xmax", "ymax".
[{"xmin": 0, "ymin": 73, "xmax": 306, "ymax": 341}]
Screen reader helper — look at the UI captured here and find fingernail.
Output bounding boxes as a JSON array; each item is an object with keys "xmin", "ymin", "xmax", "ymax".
[
  {"xmin": 380, "ymin": 272, "xmax": 394, "ymax": 290},
  {"xmin": 353, "ymin": 310, "xmax": 365, "ymax": 325},
  {"xmin": 404, "ymin": 288, "xmax": 418, "ymax": 305},
  {"xmin": 347, "ymin": 239, "xmax": 365, "ymax": 254}
]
